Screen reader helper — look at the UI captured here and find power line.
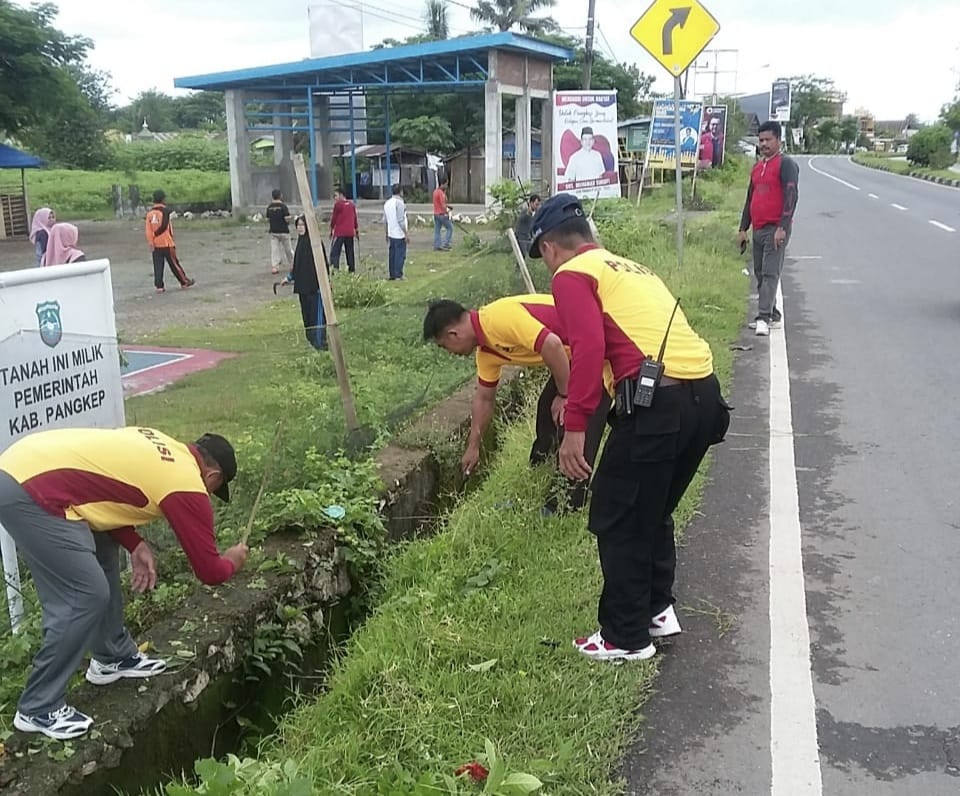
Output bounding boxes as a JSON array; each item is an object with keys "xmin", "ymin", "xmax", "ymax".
[{"xmin": 596, "ymin": 24, "xmax": 622, "ymax": 64}]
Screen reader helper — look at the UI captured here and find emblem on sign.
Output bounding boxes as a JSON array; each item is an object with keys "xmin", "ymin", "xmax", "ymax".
[{"xmin": 36, "ymin": 300, "xmax": 63, "ymax": 348}]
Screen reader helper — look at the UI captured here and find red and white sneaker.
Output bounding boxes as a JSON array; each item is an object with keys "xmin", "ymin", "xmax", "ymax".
[
  {"xmin": 573, "ymin": 630, "xmax": 656, "ymax": 662},
  {"xmin": 649, "ymin": 605, "xmax": 682, "ymax": 638}
]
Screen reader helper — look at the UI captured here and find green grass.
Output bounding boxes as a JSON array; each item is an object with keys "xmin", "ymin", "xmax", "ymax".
[
  {"xmin": 157, "ymin": 162, "xmax": 752, "ymax": 794},
  {"xmin": 8, "ymin": 169, "xmax": 231, "ymax": 219},
  {"xmin": 852, "ymin": 152, "xmax": 960, "ymax": 183}
]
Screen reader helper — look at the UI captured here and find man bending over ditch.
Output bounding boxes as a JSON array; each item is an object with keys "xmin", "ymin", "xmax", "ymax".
[
  {"xmin": 423, "ymin": 295, "xmax": 611, "ymax": 515},
  {"xmin": 0, "ymin": 427, "xmax": 249, "ymax": 740}
]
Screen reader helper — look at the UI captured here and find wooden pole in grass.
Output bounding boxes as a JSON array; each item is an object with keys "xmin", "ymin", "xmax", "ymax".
[
  {"xmin": 506, "ymin": 228, "xmax": 537, "ymax": 293},
  {"xmin": 293, "ymin": 154, "xmax": 359, "ymax": 431}
]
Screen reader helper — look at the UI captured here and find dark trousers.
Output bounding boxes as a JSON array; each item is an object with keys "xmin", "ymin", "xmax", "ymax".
[
  {"xmin": 388, "ymin": 238, "xmax": 407, "ymax": 280},
  {"xmin": 298, "ymin": 291, "xmax": 327, "ymax": 350},
  {"xmin": 152, "ymin": 247, "xmax": 189, "ymax": 288},
  {"xmin": 588, "ymin": 374, "xmax": 730, "ymax": 650},
  {"xmin": 529, "ymin": 376, "xmax": 612, "ymax": 511},
  {"xmin": 330, "ymin": 236, "xmax": 356, "ymax": 272}
]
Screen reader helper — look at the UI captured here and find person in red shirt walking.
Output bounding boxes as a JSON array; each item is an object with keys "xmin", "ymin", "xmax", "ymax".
[
  {"xmin": 737, "ymin": 122, "xmax": 799, "ymax": 336},
  {"xmin": 329, "ymin": 188, "xmax": 359, "ymax": 273},
  {"xmin": 432, "ymin": 177, "xmax": 453, "ymax": 251}
]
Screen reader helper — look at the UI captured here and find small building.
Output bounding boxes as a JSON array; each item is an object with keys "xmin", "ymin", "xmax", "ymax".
[
  {"xmin": 446, "ymin": 133, "xmax": 544, "ymax": 205},
  {"xmin": 334, "ymin": 144, "xmax": 429, "ymax": 199},
  {"xmin": 0, "ymin": 144, "xmax": 43, "ymax": 239}
]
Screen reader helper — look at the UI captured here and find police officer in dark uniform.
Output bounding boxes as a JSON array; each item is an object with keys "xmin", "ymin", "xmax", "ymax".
[{"xmin": 528, "ymin": 193, "xmax": 732, "ymax": 662}]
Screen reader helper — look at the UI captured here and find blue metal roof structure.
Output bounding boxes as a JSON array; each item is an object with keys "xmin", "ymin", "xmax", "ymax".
[
  {"xmin": 174, "ymin": 33, "xmax": 573, "ymax": 93},
  {"xmin": 174, "ymin": 33, "xmax": 572, "ymax": 205},
  {"xmin": 0, "ymin": 144, "xmax": 43, "ymax": 170}
]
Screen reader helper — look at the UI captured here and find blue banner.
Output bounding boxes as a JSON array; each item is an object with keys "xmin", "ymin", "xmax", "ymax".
[{"xmin": 647, "ymin": 99, "xmax": 704, "ymax": 170}]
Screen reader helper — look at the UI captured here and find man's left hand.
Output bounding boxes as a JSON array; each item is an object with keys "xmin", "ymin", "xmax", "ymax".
[
  {"xmin": 774, "ymin": 227, "xmax": 787, "ymax": 249},
  {"xmin": 131, "ymin": 542, "xmax": 158, "ymax": 593},
  {"xmin": 558, "ymin": 431, "xmax": 591, "ymax": 481},
  {"xmin": 550, "ymin": 395, "xmax": 566, "ymax": 427}
]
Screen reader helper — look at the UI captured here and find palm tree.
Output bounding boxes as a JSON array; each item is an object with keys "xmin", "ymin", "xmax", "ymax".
[
  {"xmin": 425, "ymin": 0, "xmax": 449, "ymax": 40},
  {"xmin": 470, "ymin": 0, "xmax": 558, "ymax": 36}
]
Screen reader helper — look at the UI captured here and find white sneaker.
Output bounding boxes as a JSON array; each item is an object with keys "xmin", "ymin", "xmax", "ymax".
[
  {"xmin": 649, "ymin": 605, "xmax": 682, "ymax": 638},
  {"xmin": 85, "ymin": 652, "xmax": 167, "ymax": 685},
  {"xmin": 573, "ymin": 630, "xmax": 656, "ymax": 662},
  {"xmin": 14, "ymin": 705, "xmax": 93, "ymax": 740},
  {"xmin": 748, "ymin": 318, "xmax": 782, "ymax": 330},
  {"xmin": 754, "ymin": 319, "xmax": 770, "ymax": 336}
]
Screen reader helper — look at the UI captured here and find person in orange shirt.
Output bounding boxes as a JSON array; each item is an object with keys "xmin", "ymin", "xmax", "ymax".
[
  {"xmin": 145, "ymin": 190, "xmax": 195, "ymax": 294},
  {"xmin": 432, "ymin": 177, "xmax": 453, "ymax": 251}
]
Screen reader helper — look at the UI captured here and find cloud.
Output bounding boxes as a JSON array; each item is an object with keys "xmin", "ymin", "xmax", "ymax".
[{"xmin": 48, "ymin": 0, "xmax": 959, "ymax": 120}]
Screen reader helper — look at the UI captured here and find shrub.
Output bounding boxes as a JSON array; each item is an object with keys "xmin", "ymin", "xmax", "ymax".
[
  {"xmin": 487, "ymin": 179, "xmax": 533, "ymax": 232},
  {"xmin": 906, "ymin": 125, "xmax": 954, "ymax": 169},
  {"xmin": 107, "ymin": 137, "xmax": 230, "ymax": 172}
]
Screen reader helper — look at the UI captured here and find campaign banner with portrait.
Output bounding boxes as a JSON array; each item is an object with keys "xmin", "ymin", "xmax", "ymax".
[
  {"xmin": 646, "ymin": 99, "xmax": 704, "ymax": 171},
  {"xmin": 552, "ymin": 90, "xmax": 620, "ymax": 199},
  {"xmin": 698, "ymin": 105, "xmax": 728, "ymax": 169}
]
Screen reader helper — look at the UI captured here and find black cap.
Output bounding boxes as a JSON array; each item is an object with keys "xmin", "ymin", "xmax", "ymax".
[
  {"xmin": 527, "ymin": 193, "xmax": 586, "ymax": 259},
  {"xmin": 195, "ymin": 433, "xmax": 237, "ymax": 502},
  {"xmin": 581, "ymin": 126, "xmax": 594, "ymax": 137}
]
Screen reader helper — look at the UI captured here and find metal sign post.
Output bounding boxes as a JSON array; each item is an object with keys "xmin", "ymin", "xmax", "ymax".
[{"xmin": 673, "ymin": 77, "xmax": 685, "ymax": 271}]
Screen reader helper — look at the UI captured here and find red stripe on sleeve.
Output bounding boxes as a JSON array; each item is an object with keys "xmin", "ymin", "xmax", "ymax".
[
  {"xmin": 159, "ymin": 492, "xmax": 235, "ymax": 585},
  {"xmin": 552, "ymin": 271, "xmax": 605, "ymax": 432},
  {"xmin": 478, "ymin": 377, "xmax": 499, "ymax": 388},
  {"xmin": 110, "ymin": 526, "xmax": 144, "ymax": 553},
  {"xmin": 532, "ymin": 327, "xmax": 551, "ymax": 353}
]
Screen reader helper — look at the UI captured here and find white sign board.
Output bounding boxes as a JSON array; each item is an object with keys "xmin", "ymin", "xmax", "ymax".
[
  {"xmin": 770, "ymin": 79, "xmax": 792, "ymax": 123},
  {"xmin": 553, "ymin": 90, "xmax": 621, "ymax": 200},
  {"xmin": 0, "ymin": 259, "xmax": 125, "ymax": 627}
]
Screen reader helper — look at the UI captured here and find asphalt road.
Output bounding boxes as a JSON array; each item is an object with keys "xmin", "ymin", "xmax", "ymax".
[{"xmin": 622, "ymin": 156, "xmax": 960, "ymax": 795}]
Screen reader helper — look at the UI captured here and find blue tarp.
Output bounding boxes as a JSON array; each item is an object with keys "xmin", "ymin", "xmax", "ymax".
[{"xmin": 0, "ymin": 144, "xmax": 43, "ymax": 169}]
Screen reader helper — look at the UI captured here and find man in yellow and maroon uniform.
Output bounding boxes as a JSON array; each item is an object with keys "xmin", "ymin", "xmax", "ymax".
[
  {"xmin": 0, "ymin": 427, "xmax": 247, "ymax": 739},
  {"xmin": 528, "ymin": 193, "xmax": 731, "ymax": 662},
  {"xmin": 423, "ymin": 293, "xmax": 611, "ymax": 514}
]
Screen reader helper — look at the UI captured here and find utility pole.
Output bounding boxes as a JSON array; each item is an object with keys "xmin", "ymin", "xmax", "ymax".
[{"xmin": 582, "ymin": 0, "xmax": 597, "ymax": 89}]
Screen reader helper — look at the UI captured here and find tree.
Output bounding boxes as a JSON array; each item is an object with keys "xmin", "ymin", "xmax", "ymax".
[
  {"xmin": 814, "ymin": 118, "xmax": 839, "ymax": 152},
  {"xmin": 907, "ymin": 124, "xmax": 953, "ymax": 169},
  {"xmin": 0, "ymin": 0, "xmax": 91, "ymax": 136},
  {"xmin": 786, "ymin": 75, "xmax": 839, "ymax": 151},
  {"xmin": 470, "ymin": 0, "xmax": 558, "ymax": 36},
  {"xmin": 940, "ymin": 82, "xmax": 960, "ymax": 137},
  {"xmin": 838, "ymin": 116, "xmax": 859, "ymax": 149},
  {"xmin": 904, "ymin": 112, "xmax": 920, "ymax": 130},
  {"xmin": 547, "ymin": 33, "xmax": 655, "ymax": 121},
  {"xmin": 114, "ymin": 90, "xmax": 179, "ymax": 132},
  {"xmin": 425, "ymin": 0, "xmax": 449, "ymax": 40},
  {"xmin": 390, "ymin": 116, "xmax": 454, "ymax": 152},
  {"xmin": 173, "ymin": 92, "xmax": 226, "ymax": 130}
]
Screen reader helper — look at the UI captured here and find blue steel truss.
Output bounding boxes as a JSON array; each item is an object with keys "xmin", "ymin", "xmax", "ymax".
[{"xmin": 174, "ymin": 33, "xmax": 573, "ymax": 202}]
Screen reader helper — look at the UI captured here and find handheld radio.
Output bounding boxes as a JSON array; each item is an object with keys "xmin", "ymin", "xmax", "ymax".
[{"xmin": 634, "ymin": 299, "xmax": 681, "ymax": 409}]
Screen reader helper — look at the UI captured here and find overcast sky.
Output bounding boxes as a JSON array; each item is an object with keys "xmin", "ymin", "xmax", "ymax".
[{"xmin": 47, "ymin": 0, "xmax": 960, "ymax": 121}]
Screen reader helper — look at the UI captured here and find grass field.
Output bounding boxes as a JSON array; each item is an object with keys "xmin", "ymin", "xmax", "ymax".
[
  {"xmin": 7, "ymin": 169, "xmax": 231, "ymax": 220},
  {"xmin": 155, "ymin": 161, "xmax": 753, "ymax": 795},
  {"xmin": 852, "ymin": 152, "xmax": 960, "ymax": 183}
]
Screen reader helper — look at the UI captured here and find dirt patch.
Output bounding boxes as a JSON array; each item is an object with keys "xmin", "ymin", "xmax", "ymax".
[{"xmin": 0, "ymin": 220, "xmax": 446, "ymax": 342}]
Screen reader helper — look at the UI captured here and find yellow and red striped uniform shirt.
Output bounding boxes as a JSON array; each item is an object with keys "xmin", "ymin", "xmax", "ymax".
[
  {"xmin": 0, "ymin": 427, "xmax": 235, "ymax": 584},
  {"xmin": 552, "ymin": 245, "xmax": 713, "ymax": 431},
  {"xmin": 472, "ymin": 294, "xmax": 561, "ymax": 387}
]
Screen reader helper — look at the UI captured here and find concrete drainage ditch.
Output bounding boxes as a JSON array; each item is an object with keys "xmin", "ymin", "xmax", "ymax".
[{"xmin": 0, "ymin": 375, "xmax": 526, "ymax": 795}]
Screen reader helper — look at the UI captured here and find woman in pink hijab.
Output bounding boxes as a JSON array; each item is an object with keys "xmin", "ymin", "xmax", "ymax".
[
  {"xmin": 29, "ymin": 208, "xmax": 56, "ymax": 266},
  {"xmin": 43, "ymin": 223, "xmax": 86, "ymax": 266}
]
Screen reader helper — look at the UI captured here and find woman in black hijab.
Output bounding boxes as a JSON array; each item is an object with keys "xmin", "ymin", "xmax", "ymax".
[{"xmin": 287, "ymin": 215, "xmax": 328, "ymax": 351}]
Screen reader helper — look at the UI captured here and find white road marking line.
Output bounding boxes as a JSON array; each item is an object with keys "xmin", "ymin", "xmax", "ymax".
[
  {"xmin": 808, "ymin": 158, "xmax": 860, "ymax": 190},
  {"xmin": 891, "ymin": 203, "xmax": 908, "ymax": 211},
  {"xmin": 790, "ymin": 256, "xmax": 823, "ymax": 260},
  {"xmin": 868, "ymin": 193, "xmax": 879, "ymax": 199},
  {"xmin": 929, "ymin": 220, "xmax": 956, "ymax": 232},
  {"xmin": 829, "ymin": 279, "xmax": 861, "ymax": 285},
  {"xmin": 769, "ymin": 283, "xmax": 823, "ymax": 796},
  {"xmin": 847, "ymin": 156, "xmax": 960, "ymax": 192}
]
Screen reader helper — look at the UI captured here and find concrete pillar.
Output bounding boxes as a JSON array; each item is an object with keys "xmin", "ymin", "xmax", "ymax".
[
  {"xmin": 312, "ymin": 95, "xmax": 333, "ymax": 203},
  {"xmin": 225, "ymin": 89, "xmax": 253, "ymax": 216},
  {"xmin": 484, "ymin": 83, "xmax": 503, "ymax": 207},
  {"xmin": 273, "ymin": 103, "xmax": 296, "ymax": 203},
  {"xmin": 515, "ymin": 92, "xmax": 532, "ymax": 186},
  {"xmin": 541, "ymin": 97, "xmax": 554, "ymax": 197}
]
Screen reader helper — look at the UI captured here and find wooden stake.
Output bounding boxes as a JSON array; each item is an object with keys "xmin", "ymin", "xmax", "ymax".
[
  {"xmin": 293, "ymin": 154, "xmax": 359, "ymax": 431},
  {"xmin": 506, "ymin": 228, "xmax": 537, "ymax": 293},
  {"xmin": 241, "ymin": 420, "xmax": 284, "ymax": 545}
]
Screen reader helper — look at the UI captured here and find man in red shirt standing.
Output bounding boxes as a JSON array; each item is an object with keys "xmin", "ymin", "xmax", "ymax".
[
  {"xmin": 330, "ymin": 188, "xmax": 359, "ymax": 273},
  {"xmin": 433, "ymin": 177, "xmax": 453, "ymax": 251},
  {"xmin": 737, "ymin": 121, "xmax": 799, "ymax": 336}
]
